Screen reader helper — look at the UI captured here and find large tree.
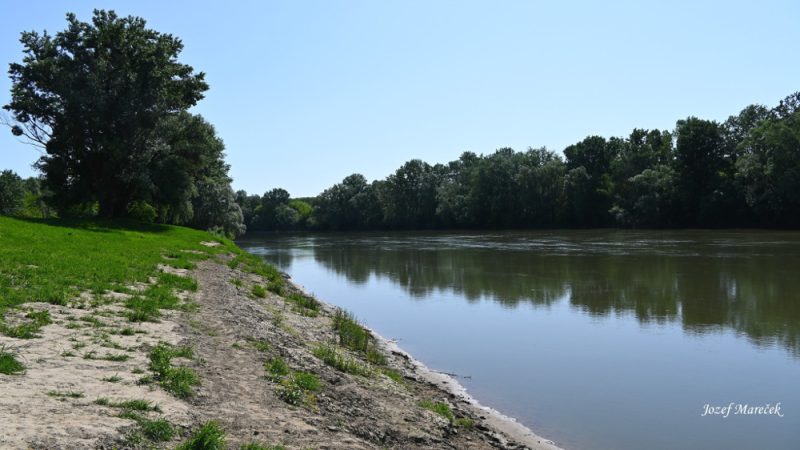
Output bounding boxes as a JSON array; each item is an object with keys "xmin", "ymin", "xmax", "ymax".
[{"xmin": 4, "ymin": 10, "xmax": 208, "ymax": 218}]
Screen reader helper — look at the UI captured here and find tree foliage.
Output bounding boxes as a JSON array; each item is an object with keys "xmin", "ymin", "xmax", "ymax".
[
  {"xmin": 236, "ymin": 92, "xmax": 800, "ymax": 231},
  {"xmin": 4, "ymin": 10, "xmax": 244, "ymax": 236}
]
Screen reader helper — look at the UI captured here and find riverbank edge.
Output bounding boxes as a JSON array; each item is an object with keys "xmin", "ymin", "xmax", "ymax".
[{"xmin": 288, "ymin": 278, "xmax": 564, "ymax": 450}]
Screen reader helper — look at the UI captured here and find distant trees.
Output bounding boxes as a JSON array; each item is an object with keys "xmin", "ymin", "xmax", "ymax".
[
  {"xmin": 0, "ymin": 170, "xmax": 25, "ymax": 215},
  {"xmin": 3, "ymin": 10, "xmax": 244, "ymax": 236},
  {"xmin": 235, "ymin": 91, "xmax": 800, "ymax": 232}
]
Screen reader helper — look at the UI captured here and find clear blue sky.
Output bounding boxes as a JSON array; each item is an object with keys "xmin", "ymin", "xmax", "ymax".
[{"xmin": 1, "ymin": 1, "xmax": 798, "ymax": 197}]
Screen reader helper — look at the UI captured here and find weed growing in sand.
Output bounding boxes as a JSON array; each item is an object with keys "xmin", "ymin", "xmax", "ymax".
[
  {"xmin": 148, "ymin": 343, "xmax": 199, "ymax": 398},
  {"xmin": 419, "ymin": 400, "xmax": 455, "ymax": 422},
  {"xmin": 120, "ymin": 327, "xmax": 136, "ymax": 336},
  {"xmin": 276, "ymin": 372, "xmax": 321, "ymax": 407},
  {"xmin": 101, "ymin": 374, "xmax": 123, "ymax": 383},
  {"xmin": 95, "ymin": 398, "xmax": 160, "ymax": 412},
  {"xmin": 332, "ymin": 309, "xmax": 370, "ymax": 352},
  {"xmin": 175, "ymin": 420, "xmax": 226, "ymax": 450},
  {"xmin": 119, "ymin": 410, "xmax": 175, "ymax": 442},
  {"xmin": 454, "ymin": 417, "xmax": 475, "ymax": 428},
  {"xmin": 240, "ymin": 443, "xmax": 287, "ymax": 450},
  {"xmin": 312, "ymin": 345, "xmax": 371, "ymax": 377},
  {"xmin": 251, "ymin": 284, "xmax": 266, "ymax": 298},
  {"xmin": 286, "ymin": 293, "xmax": 320, "ymax": 317},
  {"xmin": 231, "ymin": 278, "xmax": 244, "ymax": 288},
  {"xmin": 1, "ymin": 309, "xmax": 52, "ymax": 338},
  {"xmin": 379, "ymin": 367, "xmax": 406, "ymax": 385},
  {"xmin": 0, "ymin": 346, "xmax": 25, "ymax": 375},
  {"xmin": 47, "ymin": 390, "xmax": 84, "ymax": 399},
  {"xmin": 265, "ymin": 357, "xmax": 290, "ymax": 382},
  {"xmin": 249, "ymin": 339, "xmax": 271, "ymax": 353}
]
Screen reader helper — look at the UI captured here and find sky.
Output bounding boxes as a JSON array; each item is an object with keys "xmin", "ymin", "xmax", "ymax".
[{"xmin": 0, "ymin": 1, "xmax": 798, "ymax": 197}]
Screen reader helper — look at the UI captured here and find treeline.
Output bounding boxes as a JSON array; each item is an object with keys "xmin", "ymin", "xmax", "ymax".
[
  {"xmin": 1, "ymin": 11, "xmax": 245, "ymax": 237},
  {"xmin": 237, "ymin": 92, "xmax": 800, "ymax": 231}
]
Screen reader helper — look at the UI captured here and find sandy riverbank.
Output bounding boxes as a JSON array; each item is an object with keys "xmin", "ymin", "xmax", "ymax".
[{"xmin": 1, "ymin": 253, "xmax": 565, "ymax": 449}]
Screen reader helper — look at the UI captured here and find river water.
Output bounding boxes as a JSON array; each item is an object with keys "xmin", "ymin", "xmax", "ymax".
[{"xmin": 237, "ymin": 230, "xmax": 800, "ymax": 450}]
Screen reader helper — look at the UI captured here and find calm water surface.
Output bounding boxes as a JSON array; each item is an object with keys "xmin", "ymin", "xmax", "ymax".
[{"xmin": 237, "ymin": 230, "xmax": 800, "ymax": 450}]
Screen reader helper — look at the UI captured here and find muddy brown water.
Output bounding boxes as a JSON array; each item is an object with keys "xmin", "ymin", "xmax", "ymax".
[{"xmin": 238, "ymin": 230, "xmax": 800, "ymax": 450}]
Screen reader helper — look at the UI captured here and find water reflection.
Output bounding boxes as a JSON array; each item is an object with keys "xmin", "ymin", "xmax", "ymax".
[{"xmin": 238, "ymin": 230, "xmax": 800, "ymax": 357}]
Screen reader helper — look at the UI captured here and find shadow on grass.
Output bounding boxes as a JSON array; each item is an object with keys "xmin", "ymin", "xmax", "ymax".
[{"xmin": 10, "ymin": 217, "xmax": 173, "ymax": 234}]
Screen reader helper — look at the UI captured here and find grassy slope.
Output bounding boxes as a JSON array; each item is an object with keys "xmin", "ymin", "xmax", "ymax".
[{"xmin": 0, "ymin": 216, "xmax": 232, "ymax": 314}]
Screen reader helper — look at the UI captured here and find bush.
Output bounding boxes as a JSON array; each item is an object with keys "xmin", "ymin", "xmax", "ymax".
[{"xmin": 127, "ymin": 201, "xmax": 157, "ymax": 223}]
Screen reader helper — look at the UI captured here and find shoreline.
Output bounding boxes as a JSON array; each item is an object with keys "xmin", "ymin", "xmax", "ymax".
[{"xmin": 290, "ymin": 277, "xmax": 564, "ymax": 450}]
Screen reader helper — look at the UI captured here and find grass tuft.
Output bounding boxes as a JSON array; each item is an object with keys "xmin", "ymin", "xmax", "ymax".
[
  {"xmin": 175, "ymin": 421, "xmax": 226, "ymax": 450},
  {"xmin": 419, "ymin": 400, "xmax": 455, "ymax": 422},
  {"xmin": 0, "ymin": 346, "xmax": 25, "ymax": 375},
  {"xmin": 312, "ymin": 345, "xmax": 371, "ymax": 377},
  {"xmin": 148, "ymin": 342, "xmax": 199, "ymax": 398}
]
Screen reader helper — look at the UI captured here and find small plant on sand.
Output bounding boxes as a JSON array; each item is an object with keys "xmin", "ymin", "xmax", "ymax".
[
  {"xmin": 419, "ymin": 400, "xmax": 455, "ymax": 422},
  {"xmin": 248, "ymin": 339, "xmax": 270, "ymax": 353},
  {"xmin": 47, "ymin": 390, "xmax": 84, "ymax": 399},
  {"xmin": 175, "ymin": 421, "xmax": 226, "ymax": 450},
  {"xmin": 276, "ymin": 372, "xmax": 321, "ymax": 407},
  {"xmin": 332, "ymin": 309, "xmax": 370, "ymax": 352},
  {"xmin": 312, "ymin": 345, "xmax": 371, "ymax": 377},
  {"xmin": 454, "ymin": 417, "xmax": 475, "ymax": 428},
  {"xmin": 231, "ymin": 278, "xmax": 244, "ymax": 288},
  {"xmin": 251, "ymin": 284, "xmax": 266, "ymax": 298},
  {"xmin": 1, "ymin": 309, "xmax": 52, "ymax": 338},
  {"xmin": 0, "ymin": 346, "xmax": 25, "ymax": 375},
  {"xmin": 148, "ymin": 343, "xmax": 199, "ymax": 398},
  {"xmin": 119, "ymin": 410, "xmax": 175, "ymax": 442},
  {"xmin": 240, "ymin": 443, "xmax": 286, "ymax": 450},
  {"xmin": 101, "ymin": 374, "xmax": 123, "ymax": 383},
  {"xmin": 264, "ymin": 357, "xmax": 290, "ymax": 382},
  {"xmin": 95, "ymin": 398, "xmax": 161, "ymax": 412}
]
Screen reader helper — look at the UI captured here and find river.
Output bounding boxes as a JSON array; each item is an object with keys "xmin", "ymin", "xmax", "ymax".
[{"xmin": 237, "ymin": 230, "xmax": 800, "ymax": 450}]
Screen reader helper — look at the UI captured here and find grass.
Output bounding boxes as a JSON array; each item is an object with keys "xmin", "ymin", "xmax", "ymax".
[
  {"xmin": 0, "ymin": 346, "xmax": 25, "ymax": 374},
  {"xmin": 248, "ymin": 339, "xmax": 271, "ymax": 353},
  {"xmin": 148, "ymin": 342, "xmax": 199, "ymax": 398},
  {"xmin": 175, "ymin": 421, "xmax": 226, "ymax": 450},
  {"xmin": 1, "ymin": 309, "xmax": 52, "ymax": 338},
  {"xmin": 95, "ymin": 397, "xmax": 161, "ymax": 412},
  {"xmin": 251, "ymin": 284, "xmax": 266, "ymax": 298},
  {"xmin": 286, "ymin": 293, "xmax": 320, "ymax": 316},
  {"xmin": 419, "ymin": 400, "xmax": 455, "ymax": 422},
  {"xmin": 0, "ymin": 217, "xmax": 227, "ymax": 316},
  {"xmin": 332, "ymin": 309, "xmax": 371, "ymax": 353},
  {"xmin": 264, "ymin": 357, "xmax": 321, "ymax": 407},
  {"xmin": 264, "ymin": 357, "xmax": 290, "ymax": 382},
  {"xmin": 312, "ymin": 345, "xmax": 371, "ymax": 377},
  {"xmin": 240, "ymin": 444, "xmax": 286, "ymax": 450},
  {"xmin": 47, "ymin": 390, "xmax": 84, "ymax": 398},
  {"xmin": 119, "ymin": 410, "xmax": 175, "ymax": 442}
]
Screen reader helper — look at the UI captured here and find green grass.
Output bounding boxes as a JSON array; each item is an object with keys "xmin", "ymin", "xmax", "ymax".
[
  {"xmin": 47, "ymin": 390, "xmax": 84, "ymax": 398},
  {"xmin": 176, "ymin": 421, "xmax": 226, "ymax": 450},
  {"xmin": 332, "ymin": 309, "xmax": 370, "ymax": 353},
  {"xmin": 95, "ymin": 397, "xmax": 160, "ymax": 412},
  {"xmin": 240, "ymin": 443, "xmax": 286, "ymax": 450},
  {"xmin": 148, "ymin": 342, "xmax": 199, "ymax": 398},
  {"xmin": 248, "ymin": 339, "xmax": 270, "ymax": 353},
  {"xmin": 0, "ymin": 217, "xmax": 227, "ymax": 316},
  {"xmin": 264, "ymin": 357, "xmax": 290, "ymax": 382},
  {"xmin": 286, "ymin": 293, "xmax": 319, "ymax": 316},
  {"xmin": 419, "ymin": 400, "xmax": 455, "ymax": 422},
  {"xmin": 312, "ymin": 345, "xmax": 371, "ymax": 377},
  {"xmin": 1, "ymin": 309, "xmax": 53, "ymax": 338},
  {"xmin": 101, "ymin": 374, "xmax": 123, "ymax": 383},
  {"xmin": 0, "ymin": 347, "xmax": 25, "ymax": 375},
  {"xmin": 454, "ymin": 417, "xmax": 475, "ymax": 428},
  {"xmin": 251, "ymin": 284, "xmax": 266, "ymax": 298}
]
